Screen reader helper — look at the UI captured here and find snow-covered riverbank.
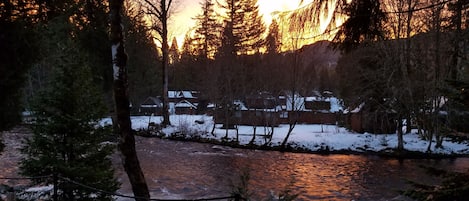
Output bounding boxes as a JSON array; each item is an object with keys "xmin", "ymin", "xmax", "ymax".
[
  {"xmin": 2, "ymin": 117, "xmax": 468, "ymax": 200},
  {"xmin": 101, "ymin": 115, "xmax": 469, "ymax": 156}
]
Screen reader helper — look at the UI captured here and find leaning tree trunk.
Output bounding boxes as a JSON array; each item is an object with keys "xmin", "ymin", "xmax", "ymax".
[{"xmin": 109, "ymin": 1, "xmax": 150, "ymax": 200}]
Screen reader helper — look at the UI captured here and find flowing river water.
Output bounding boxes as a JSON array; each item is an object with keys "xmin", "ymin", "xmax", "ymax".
[
  {"xmin": 114, "ymin": 137, "xmax": 469, "ymax": 201},
  {"xmin": 1, "ymin": 127, "xmax": 468, "ymax": 201}
]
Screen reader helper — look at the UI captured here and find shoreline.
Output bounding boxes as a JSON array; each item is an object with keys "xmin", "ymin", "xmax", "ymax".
[
  {"xmin": 100, "ymin": 115, "xmax": 469, "ymax": 158},
  {"xmin": 135, "ymin": 130, "xmax": 469, "ymax": 160},
  {"xmin": 2, "ymin": 124, "xmax": 467, "ymax": 160}
]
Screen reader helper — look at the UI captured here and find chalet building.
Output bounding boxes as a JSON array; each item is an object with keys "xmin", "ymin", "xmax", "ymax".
[
  {"xmin": 168, "ymin": 90, "xmax": 202, "ymax": 114},
  {"xmin": 214, "ymin": 98, "xmax": 281, "ymax": 127},
  {"xmin": 168, "ymin": 90, "xmax": 197, "ymax": 104},
  {"xmin": 139, "ymin": 97, "xmax": 162, "ymax": 115},
  {"xmin": 240, "ymin": 93, "xmax": 281, "ymax": 126},
  {"xmin": 214, "ymin": 91, "xmax": 344, "ymax": 127},
  {"xmin": 278, "ymin": 91, "xmax": 305, "ymax": 111},
  {"xmin": 138, "ymin": 90, "xmax": 202, "ymax": 115},
  {"xmin": 345, "ymin": 103, "xmax": 397, "ymax": 134},
  {"xmin": 304, "ymin": 97, "xmax": 331, "ymax": 111},
  {"xmin": 245, "ymin": 95, "xmax": 277, "ymax": 109},
  {"xmin": 279, "ymin": 92, "xmax": 343, "ymax": 125},
  {"xmin": 287, "ymin": 111, "xmax": 340, "ymax": 125},
  {"xmin": 174, "ymin": 100, "xmax": 197, "ymax": 115}
]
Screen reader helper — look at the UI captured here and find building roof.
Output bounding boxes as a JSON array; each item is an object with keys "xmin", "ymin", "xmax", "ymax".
[
  {"xmin": 168, "ymin": 90, "xmax": 196, "ymax": 99},
  {"xmin": 141, "ymin": 97, "xmax": 162, "ymax": 107},
  {"xmin": 175, "ymin": 100, "xmax": 197, "ymax": 109}
]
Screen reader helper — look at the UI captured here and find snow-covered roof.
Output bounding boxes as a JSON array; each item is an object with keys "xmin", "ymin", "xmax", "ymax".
[
  {"xmin": 141, "ymin": 97, "xmax": 162, "ymax": 106},
  {"xmin": 344, "ymin": 102, "xmax": 397, "ymax": 114},
  {"xmin": 175, "ymin": 100, "xmax": 197, "ymax": 108},
  {"xmin": 140, "ymin": 105, "xmax": 160, "ymax": 108},
  {"xmin": 246, "ymin": 106, "xmax": 283, "ymax": 112},
  {"xmin": 345, "ymin": 103, "xmax": 365, "ymax": 114},
  {"xmin": 168, "ymin": 90, "xmax": 196, "ymax": 99},
  {"xmin": 234, "ymin": 100, "xmax": 248, "ymax": 111},
  {"xmin": 287, "ymin": 95, "xmax": 344, "ymax": 113},
  {"xmin": 305, "ymin": 96, "xmax": 331, "ymax": 102}
]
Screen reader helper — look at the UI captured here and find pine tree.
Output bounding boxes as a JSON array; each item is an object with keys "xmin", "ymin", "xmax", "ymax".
[
  {"xmin": 193, "ymin": 0, "xmax": 222, "ymax": 59},
  {"xmin": 238, "ymin": 0, "xmax": 265, "ymax": 54},
  {"xmin": 0, "ymin": 1, "xmax": 39, "ymax": 132},
  {"xmin": 260, "ymin": 19, "xmax": 283, "ymax": 93},
  {"xmin": 219, "ymin": 0, "xmax": 244, "ymax": 55},
  {"xmin": 265, "ymin": 19, "xmax": 281, "ymax": 54},
  {"xmin": 124, "ymin": 3, "xmax": 162, "ymax": 107},
  {"xmin": 332, "ymin": 0, "xmax": 386, "ymax": 52},
  {"xmin": 169, "ymin": 37, "xmax": 180, "ymax": 64},
  {"xmin": 181, "ymin": 33, "xmax": 198, "ymax": 62},
  {"xmin": 175, "ymin": 33, "xmax": 200, "ymax": 89},
  {"xmin": 20, "ymin": 33, "xmax": 119, "ymax": 200},
  {"xmin": 219, "ymin": 0, "xmax": 266, "ymax": 55},
  {"xmin": 76, "ymin": 0, "xmax": 114, "ymax": 100}
]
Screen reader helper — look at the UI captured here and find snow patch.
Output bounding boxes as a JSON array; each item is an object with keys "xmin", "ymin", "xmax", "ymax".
[{"xmin": 24, "ymin": 185, "xmax": 53, "ymax": 193}]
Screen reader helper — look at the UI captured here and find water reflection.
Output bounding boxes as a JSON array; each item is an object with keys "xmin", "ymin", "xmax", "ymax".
[
  {"xmin": 246, "ymin": 153, "xmax": 373, "ymax": 200},
  {"xmin": 116, "ymin": 138, "xmax": 468, "ymax": 201},
  {"xmin": 2, "ymin": 130, "xmax": 467, "ymax": 201}
]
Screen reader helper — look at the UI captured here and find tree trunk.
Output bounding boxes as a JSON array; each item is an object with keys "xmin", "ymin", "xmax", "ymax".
[
  {"xmin": 236, "ymin": 124, "xmax": 239, "ymax": 142},
  {"xmin": 403, "ymin": 0, "xmax": 415, "ymax": 136},
  {"xmin": 426, "ymin": 130, "xmax": 433, "ymax": 153},
  {"xmin": 269, "ymin": 125, "xmax": 274, "ymax": 143},
  {"xmin": 433, "ymin": 5, "xmax": 443, "ymax": 149},
  {"xmin": 109, "ymin": 1, "xmax": 150, "ymax": 200},
  {"xmin": 435, "ymin": 134, "xmax": 444, "ymax": 148},
  {"xmin": 211, "ymin": 119, "xmax": 216, "ymax": 135},
  {"xmin": 161, "ymin": 0, "xmax": 171, "ymax": 127},
  {"xmin": 224, "ymin": 105, "xmax": 229, "ymax": 138},
  {"xmin": 281, "ymin": 122, "xmax": 295, "ymax": 150},
  {"xmin": 451, "ymin": 0, "xmax": 462, "ymax": 80},
  {"xmin": 250, "ymin": 125, "xmax": 256, "ymax": 145},
  {"xmin": 397, "ymin": 118, "xmax": 404, "ymax": 151}
]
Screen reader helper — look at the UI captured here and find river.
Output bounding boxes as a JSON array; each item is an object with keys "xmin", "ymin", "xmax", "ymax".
[{"xmin": 114, "ymin": 137, "xmax": 469, "ymax": 201}]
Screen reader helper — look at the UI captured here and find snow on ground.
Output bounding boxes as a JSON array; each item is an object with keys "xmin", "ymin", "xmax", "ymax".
[{"xmin": 101, "ymin": 115, "xmax": 469, "ymax": 155}]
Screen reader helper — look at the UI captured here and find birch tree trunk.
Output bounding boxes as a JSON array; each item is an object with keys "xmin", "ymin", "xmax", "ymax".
[{"xmin": 109, "ymin": 0, "xmax": 150, "ymax": 200}]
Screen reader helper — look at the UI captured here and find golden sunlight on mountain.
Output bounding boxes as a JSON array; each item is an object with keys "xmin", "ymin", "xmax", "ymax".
[
  {"xmin": 257, "ymin": 0, "xmax": 314, "ymax": 26},
  {"xmin": 169, "ymin": 0, "xmax": 327, "ymax": 50},
  {"xmin": 273, "ymin": 0, "xmax": 344, "ymax": 51}
]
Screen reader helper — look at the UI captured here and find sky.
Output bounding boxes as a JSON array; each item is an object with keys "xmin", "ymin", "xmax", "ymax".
[{"xmin": 168, "ymin": 0, "xmax": 314, "ymax": 47}]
